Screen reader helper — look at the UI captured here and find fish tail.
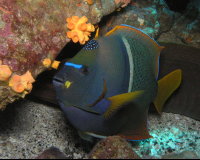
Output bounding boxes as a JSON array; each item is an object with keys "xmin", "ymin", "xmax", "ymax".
[{"xmin": 154, "ymin": 69, "xmax": 182, "ymax": 114}]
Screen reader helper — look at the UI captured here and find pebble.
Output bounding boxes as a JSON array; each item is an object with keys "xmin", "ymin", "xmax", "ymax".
[
  {"xmin": 176, "ymin": 139, "xmax": 184, "ymax": 143},
  {"xmin": 168, "ymin": 142, "xmax": 176, "ymax": 149},
  {"xmin": 171, "ymin": 127, "xmax": 180, "ymax": 135},
  {"xmin": 196, "ymin": 139, "xmax": 200, "ymax": 145}
]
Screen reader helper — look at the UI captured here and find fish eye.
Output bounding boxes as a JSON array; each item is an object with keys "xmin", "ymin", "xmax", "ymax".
[{"xmin": 81, "ymin": 67, "xmax": 89, "ymax": 75}]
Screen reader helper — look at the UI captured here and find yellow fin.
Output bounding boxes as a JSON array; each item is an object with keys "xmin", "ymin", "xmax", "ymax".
[
  {"xmin": 103, "ymin": 91, "xmax": 144, "ymax": 119},
  {"xmin": 95, "ymin": 27, "xmax": 99, "ymax": 38},
  {"xmin": 105, "ymin": 26, "xmax": 120, "ymax": 36},
  {"xmin": 154, "ymin": 69, "xmax": 182, "ymax": 114}
]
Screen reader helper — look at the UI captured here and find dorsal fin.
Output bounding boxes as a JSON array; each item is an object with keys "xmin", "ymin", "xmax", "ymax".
[
  {"xmin": 106, "ymin": 24, "xmax": 164, "ymax": 79},
  {"xmin": 103, "ymin": 91, "xmax": 144, "ymax": 119}
]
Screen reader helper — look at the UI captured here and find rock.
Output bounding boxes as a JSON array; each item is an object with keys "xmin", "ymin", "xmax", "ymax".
[
  {"xmin": 0, "ymin": 0, "xmax": 126, "ymax": 109},
  {"xmin": 89, "ymin": 136, "xmax": 141, "ymax": 159},
  {"xmin": 99, "ymin": 0, "xmax": 175, "ymax": 39},
  {"xmin": 162, "ymin": 150, "xmax": 199, "ymax": 159},
  {"xmin": 167, "ymin": 142, "xmax": 176, "ymax": 149},
  {"xmin": 36, "ymin": 147, "xmax": 67, "ymax": 159},
  {"xmin": 158, "ymin": 0, "xmax": 200, "ymax": 48},
  {"xmin": 98, "ymin": 0, "xmax": 200, "ymax": 48}
]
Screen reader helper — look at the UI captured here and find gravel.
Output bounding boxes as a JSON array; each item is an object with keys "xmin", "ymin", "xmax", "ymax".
[{"xmin": 0, "ymin": 98, "xmax": 199, "ymax": 159}]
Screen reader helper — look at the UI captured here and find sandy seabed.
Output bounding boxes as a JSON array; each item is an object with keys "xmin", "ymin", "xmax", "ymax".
[{"xmin": 0, "ymin": 98, "xmax": 199, "ymax": 159}]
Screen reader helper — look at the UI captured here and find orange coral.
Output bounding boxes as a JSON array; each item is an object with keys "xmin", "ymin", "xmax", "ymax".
[
  {"xmin": 11, "ymin": 82, "xmax": 25, "ymax": 93},
  {"xmin": 0, "ymin": 65, "xmax": 12, "ymax": 81},
  {"xmin": 9, "ymin": 71, "xmax": 35, "ymax": 93},
  {"xmin": 66, "ymin": 16, "xmax": 95, "ymax": 45},
  {"xmin": 43, "ymin": 59, "xmax": 60, "ymax": 69},
  {"xmin": 21, "ymin": 70, "xmax": 35, "ymax": 83},
  {"xmin": 0, "ymin": 60, "xmax": 35, "ymax": 94},
  {"xmin": 43, "ymin": 58, "xmax": 52, "ymax": 68},
  {"xmin": 51, "ymin": 60, "xmax": 60, "ymax": 69},
  {"xmin": 9, "ymin": 74, "xmax": 21, "ymax": 87},
  {"xmin": 21, "ymin": 81, "xmax": 33, "ymax": 91},
  {"xmin": 87, "ymin": 0, "xmax": 94, "ymax": 5}
]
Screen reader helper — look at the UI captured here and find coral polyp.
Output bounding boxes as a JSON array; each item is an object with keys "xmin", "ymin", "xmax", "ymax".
[
  {"xmin": 0, "ymin": 65, "xmax": 12, "ymax": 81},
  {"xmin": 43, "ymin": 59, "xmax": 60, "ymax": 69},
  {"xmin": 66, "ymin": 16, "xmax": 95, "ymax": 45},
  {"xmin": 51, "ymin": 60, "xmax": 60, "ymax": 69},
  {"xmin": 0, "ymin": 59, "xmax": 35, "ymax": 94},
  {"xmin": 43, "ymin": 59, "xmax": 52, "ymax": 68},
  {"xmin": 8, "ymin": 70, "xmax": 35, "ymax": 93}
]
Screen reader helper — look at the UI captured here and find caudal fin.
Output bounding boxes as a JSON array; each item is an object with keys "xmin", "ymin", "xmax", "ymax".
[{"xmin": 154, "ymin": 69, "xmax": 182, "ymax": 114}]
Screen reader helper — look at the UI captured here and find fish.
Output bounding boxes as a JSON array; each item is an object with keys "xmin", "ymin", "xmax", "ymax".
[
  {"xmin": 28, "ymin": 41, "xmax": 200, "ymax": 120},
  {"xmin": 29, "ymin": 42, "xmax": 200, "ymax": 121},
  {"xmin": 52, "ymin": 24, "xmax": 182, "ymax": 141}
]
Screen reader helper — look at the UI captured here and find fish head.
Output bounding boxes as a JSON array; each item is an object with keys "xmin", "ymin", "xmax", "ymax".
[{"xmin": 53, "ymin": 40, "xmax": 105, "ymax": 113}]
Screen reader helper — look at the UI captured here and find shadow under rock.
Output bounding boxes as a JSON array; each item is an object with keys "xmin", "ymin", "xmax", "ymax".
[{"xmin": 0, "ymin": 99, "xmax": 24, "ymax": 134}]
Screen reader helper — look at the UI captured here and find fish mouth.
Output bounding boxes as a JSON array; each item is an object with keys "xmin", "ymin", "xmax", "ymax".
[
  {"xmin": 88, "ymin": 77, "xmax": 107, "ymax": 108},
  {"xmin": 53, "ymin": 76, "xmax": 64, "ymax": 84},
  {"xmin": 53, "ymin": 76, "xmax": 64, "ymax": 86},
  {"xmin": 53, "ymin": 76, "xmax": 107, "ymax": 114}
]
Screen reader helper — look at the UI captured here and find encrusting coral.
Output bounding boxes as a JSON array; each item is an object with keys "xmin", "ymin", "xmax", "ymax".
[
  {"xmin": 8, "ymin": 70, "xmax": 35, "ymax": 93},
  {"xmin": 43, "ymin": 59, "xmax": 60, "ymax": 69},
  {"xmin": 43, "ymin": 59, "xmax": 52, "ymax": 68},
  {"xmin": 89, "ymin": 136, "xmax": 141, "ymax": 159},
  {"xmin": 0, "ymin": 60, "xmax": 35, "ymax": 94},
  {"xmin": 66, "ymin": 16, "xmax": 95, "ymax": 45},
  {"xmin": 0, "ymin": 65, "xmax": 12, "ymax": 81},
  {"xmin": 51, "ymin": 60, "xmax": 60, "ymax": 69}
]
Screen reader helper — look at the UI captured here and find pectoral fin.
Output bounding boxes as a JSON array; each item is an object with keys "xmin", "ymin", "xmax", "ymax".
[
  {"xmin": 154, "ymin": 69, "xmax": 182, "ymax": 114},
  {"xmin": 103, "ymin": 91, "xmax": 144, "ymax": 119},
  {"xmin": 78, "ymin": 131, "xmax": 93, "ymax": 142}
]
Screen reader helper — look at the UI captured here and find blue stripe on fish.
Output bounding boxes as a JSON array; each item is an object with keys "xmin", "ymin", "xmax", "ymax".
[{"xmin": 65, "ymin": 62, "xmax": 83, "ymax": 69}]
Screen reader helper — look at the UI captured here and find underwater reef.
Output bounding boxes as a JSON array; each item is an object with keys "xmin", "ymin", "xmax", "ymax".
[
  {"xmin": 0, "ymin": 0, "xmax": 127, "ymax": 109},
  {"xmin": 0, "ymin": 0, "xmax": 199, "ymax": 159},
  {"xmin": 0, "ymin": 0, "xmax": 199, "ymax": 109},
  {"xmin": 99, "ymin": 0, "xmax": 200, "ymax": 48}
]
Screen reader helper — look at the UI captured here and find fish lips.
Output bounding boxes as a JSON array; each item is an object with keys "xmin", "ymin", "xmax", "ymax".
[
  {"xmin": 53, "ymin": 75, "xmax": 105, "ymax": 114},
  {"xmin": 53, "ymin": 75, "xmax": 64, "ymax": 87}
]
